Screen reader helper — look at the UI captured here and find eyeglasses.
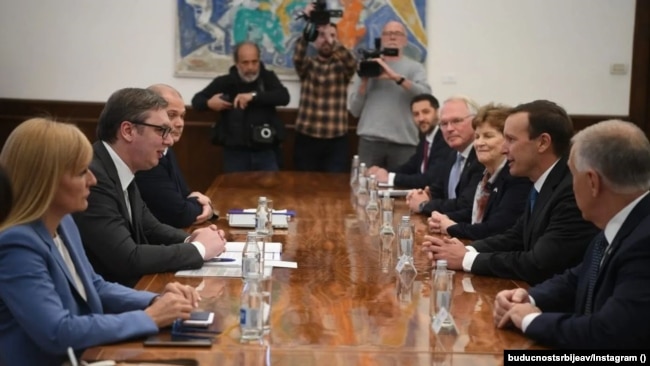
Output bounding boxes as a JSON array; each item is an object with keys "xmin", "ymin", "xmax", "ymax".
[
  {"xmin": 381, "ymin": 31, "xmax": 405, "ymax": 37},
  {"xmin": 130, "ymin": 121, "xmax": 173, "ymax": 139},
  {"xmin": 439, "ymin": 115, "xmax": 474, "ymax": 129}
]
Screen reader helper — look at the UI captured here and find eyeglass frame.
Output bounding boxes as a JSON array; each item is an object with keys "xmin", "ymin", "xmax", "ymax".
[
  {"xmin": 381, "ymin": 30, "xmax": 405, "ymax": 37},
  {"xmin": 439, "ymin": 114, "xmax": 475, "ymax": 129},
  {"xmin": 129, "ymin": 120, "xmax": 173, "ymax": 139}
]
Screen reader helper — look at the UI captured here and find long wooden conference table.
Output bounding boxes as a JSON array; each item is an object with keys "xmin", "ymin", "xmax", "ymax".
[{"xmin": 83, "ymin": 172, "xmax": 541, "ymax": 365}]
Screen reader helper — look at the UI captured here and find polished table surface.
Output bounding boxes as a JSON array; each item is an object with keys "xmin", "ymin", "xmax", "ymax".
[{"xmin": 83, "ymin": 172, "xmax": 541, "ymax": 365}]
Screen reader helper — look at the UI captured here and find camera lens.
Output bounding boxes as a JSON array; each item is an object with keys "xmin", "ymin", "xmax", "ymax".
[{"xmin": 260, "ymin": 127, "xmax": 272, "ymax": 139}]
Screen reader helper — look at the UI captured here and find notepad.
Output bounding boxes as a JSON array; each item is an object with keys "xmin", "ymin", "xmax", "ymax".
[
  {"xmin": 224, "ymin": 241, "xmax": 282, "ymax": 253},
  {"xmin": 228, "ymin": 213, "xmax": 289, "ymax": 228}
]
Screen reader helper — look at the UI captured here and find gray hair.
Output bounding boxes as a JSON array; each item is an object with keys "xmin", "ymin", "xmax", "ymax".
[
  {"xmin": 572, "ymin": 119, "xmax": 650, "ymax": 194},
  {"xmin": 441, "ymin": 95, "xmax": 480, "ymax": 116}
]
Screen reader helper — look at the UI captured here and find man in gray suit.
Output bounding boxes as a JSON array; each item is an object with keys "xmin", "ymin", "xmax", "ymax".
[{"xmin": 73, "ymin": 88, "xmax": 226, "ymax": 287}]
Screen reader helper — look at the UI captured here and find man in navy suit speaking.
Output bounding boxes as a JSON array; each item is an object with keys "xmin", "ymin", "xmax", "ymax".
[
  {"xmin": 494, "ymin": 119, "xmax": 650, "ymax": 349},
  {"xmin": 135, "ymin": 84, "xmax": 215, "ymax": 228}
]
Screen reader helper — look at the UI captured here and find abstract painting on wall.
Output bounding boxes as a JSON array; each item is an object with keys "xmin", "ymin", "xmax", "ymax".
[{"xmin": 176, "ymin": 0, "xmax": 427, "ymax": 79}]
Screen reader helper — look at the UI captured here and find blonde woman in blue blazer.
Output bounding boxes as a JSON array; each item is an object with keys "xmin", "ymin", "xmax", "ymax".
[{"xmin": 0, "ymin": 118, "xmax": 200, "ymax": 366}]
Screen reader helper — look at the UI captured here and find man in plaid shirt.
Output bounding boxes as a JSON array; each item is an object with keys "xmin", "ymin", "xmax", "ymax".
[{"xmin": 293, "ymin": 4, "xmax": 357, "ymax": 172}]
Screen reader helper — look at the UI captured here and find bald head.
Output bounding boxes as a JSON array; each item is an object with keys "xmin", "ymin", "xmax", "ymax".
[
  {"xmin": 147, "ymin": 84, "xmax": 182, "ymax": 100},
  {"xmin": 147, "ymin": 84, "xmax": 186, "ymax": 143}
]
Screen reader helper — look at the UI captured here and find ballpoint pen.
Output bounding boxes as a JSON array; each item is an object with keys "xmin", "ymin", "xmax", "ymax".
[{"xmin": 207, "ymin": 257, "xmax": 235, "ymax": 263}]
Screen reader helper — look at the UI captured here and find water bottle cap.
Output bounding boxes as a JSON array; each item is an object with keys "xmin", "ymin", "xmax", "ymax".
[
  {"xmin": 401, "ymin": 216, "xmax": 410, "ymax": 222},
  {"xmin": 259, "ymin": 196, "xmax": 267, "ymax": 202},
  {"xmin": 436, "ymin": 259, "xmax": 448, "ymax": 267},
  {"xmin": 359, "ymin": 162, "xmax": 366, "ymax": 167}
]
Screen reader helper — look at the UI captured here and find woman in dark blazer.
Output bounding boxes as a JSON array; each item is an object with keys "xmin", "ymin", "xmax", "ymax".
[{"xmin": 428, "ymin": 104, "xmax": 531, "ymax": 240}]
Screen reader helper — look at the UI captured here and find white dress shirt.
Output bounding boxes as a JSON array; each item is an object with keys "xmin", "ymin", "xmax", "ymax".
[
  {"xmin": 101, "ymin": 142, "xmax": 206, "ymax": 258},
  {"xmin": 461, "ymin": 160, "xmax": 560, "ymax": 272},
  {"xmin": 53, "ymin": 234, "xmax": 87, "ymax": 301}
]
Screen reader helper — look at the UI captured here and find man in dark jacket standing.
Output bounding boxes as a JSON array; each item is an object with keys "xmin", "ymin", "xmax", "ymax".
[{"xmin": 192, "ymin": 41, "xmax": 290, "ymax": 172}]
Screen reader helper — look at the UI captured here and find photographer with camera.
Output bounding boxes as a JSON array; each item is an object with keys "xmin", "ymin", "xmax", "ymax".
[
  {"xmin": 192, "ymin": 41, "xmax": 290, "ymax": 173},
  {"xmin": 349, "ymin": 21, "xmax": 431, "ymax": 171},
  {"xmin": 293, "ymin": 2, "xmax": 357, "ymax": 172}
]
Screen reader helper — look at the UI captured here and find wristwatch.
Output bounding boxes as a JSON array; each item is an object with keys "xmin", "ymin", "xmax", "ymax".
[
  {"xmin": 418, "ymin": 200, "xmax": 428, "ymax": 213},
  {"xmin": 396, "ymin": 76, "xmax": 406, "ymax": 85}
]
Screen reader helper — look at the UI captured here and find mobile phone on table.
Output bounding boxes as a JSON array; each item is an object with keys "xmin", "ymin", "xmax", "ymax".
[{"xmin": 182, "ymin": 311, "xmax": 214, "ymax": 327}]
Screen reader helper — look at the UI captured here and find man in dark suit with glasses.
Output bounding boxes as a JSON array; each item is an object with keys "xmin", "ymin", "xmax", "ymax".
[{"xmin": 73, "ymin": 87, "xmax": 226, "ymax": 287}]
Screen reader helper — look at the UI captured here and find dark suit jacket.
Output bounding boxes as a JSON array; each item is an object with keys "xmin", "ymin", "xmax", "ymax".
[
  {"xmin": 73, "ymin": 142, "xmax": 203, "ymax": 287},
  {"xmin": 470, "ymin": 157, "xmax": 599, "ymax": 285},
  {"xmin": 526, "ymin": 193, "xmax": 650, "ymax": 349},
  {"xmin": 420, "ymin": 147, "xmax": 484, "ymax": 217},
  {"xmin": 393, "ymin": 128, "xmax": 452, "ymax": 189},
  {"xmin": 135, "ymin": 148, "xmax": 202, "ymax": 228},
  {"xmin": 446, "ymin": 166, "xmax": 531, "ymax": 240}
]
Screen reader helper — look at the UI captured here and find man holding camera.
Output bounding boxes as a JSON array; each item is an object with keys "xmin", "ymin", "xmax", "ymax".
[
  {"xmin": 191, "ymin": 41, "xmax": 290, "ymax": 173},
  {"xmin": 349, "ymin": 21, "xmax": 431, "ymax": 171},
  {"xmin": 293, "ymin": 3, "xmax": 357, "ymax": 172}
]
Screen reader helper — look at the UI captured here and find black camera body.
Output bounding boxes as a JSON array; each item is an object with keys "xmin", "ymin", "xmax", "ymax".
[
  {"xmin": 251, "ymin": 123, "xmax": 276, "ymax": 145},
  {"xmin": 308, "ymin": 0, "xmax": 343, "ymax": 25},
  {"xmin": 358, "ymin": 38, "xmax": 399, "ymax": 78},
  {"xmin": 300, "ymin": 0, "xmax": 344, "ymax": 42}
]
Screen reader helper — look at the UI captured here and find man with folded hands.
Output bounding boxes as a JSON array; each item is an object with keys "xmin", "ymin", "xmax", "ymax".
[{"xmin": 494, "ymin": 120, "xmax": 650, "ymax": 348}]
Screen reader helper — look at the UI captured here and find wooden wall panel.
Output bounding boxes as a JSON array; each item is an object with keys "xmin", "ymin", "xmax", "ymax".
[{"xmin": 0, "ymin": 98, "xmax": 630, "ymax": 191}]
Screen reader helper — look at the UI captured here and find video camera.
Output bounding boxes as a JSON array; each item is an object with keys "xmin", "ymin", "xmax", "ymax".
[
  {"xmin": 357, "ymin": 38, "xmax": 399, "ymax": 78},
  {"xmin": 301, "ymin": 0, "xmax": 343, "ymax": 25}
]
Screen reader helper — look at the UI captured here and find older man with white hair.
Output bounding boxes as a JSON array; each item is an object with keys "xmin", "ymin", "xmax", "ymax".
[{"xmin": 494, "ymin": 119, "xmax": 650, "ymax": 349}]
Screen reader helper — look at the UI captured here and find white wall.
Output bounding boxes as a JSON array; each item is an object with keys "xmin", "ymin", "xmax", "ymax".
[{"xmin": 0, "ymin": 0, "xmax": 635, "ymax": 115}]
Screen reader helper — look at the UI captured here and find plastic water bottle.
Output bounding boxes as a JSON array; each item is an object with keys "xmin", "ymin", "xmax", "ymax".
[
  {"xmin": 397, "ymin": 216, "xmax": 414, "ymax": 264},
  {"xmin": 242, "ymin": 232, "xmax": 261, "ymax": 280},
  {"xmin": 431, "ymin": 259, "xmax": 453, "ymax": 328},
  {"xmin": 350, "ymin": 154, "xmax": 360, "ymax": 189},
  {"xmin": 240, "ymin": 276, "xmax": 263, "ymax": 341},
  {"xmin": 255, "ymin": 196, "xmax": 269, "ymax": 235},
  {"xmin": 365, "ymin": 174, "xmax": 380, "ymax": 222},
  {"xmin": 357, "ymin": 163, "xmax": 369, "ymax": 207},
  {"xmin": 379, "ymin": 191, "xmax": 395, "ymax": 272}
]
